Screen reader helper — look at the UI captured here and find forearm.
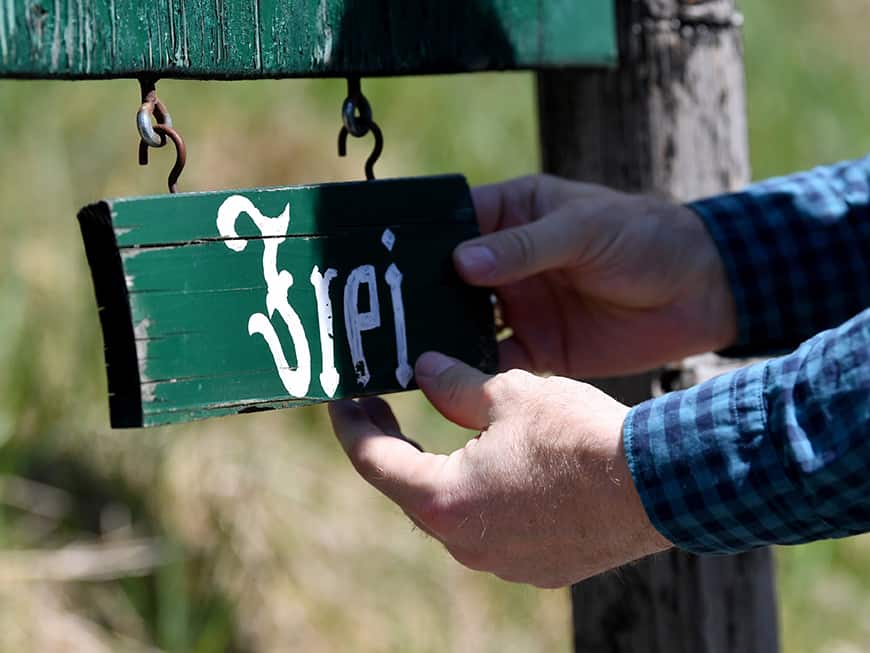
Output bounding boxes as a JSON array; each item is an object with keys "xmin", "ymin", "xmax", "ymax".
[
  {"xmin": 624, "ymin": 307, "xmax": 870, "ymax": 554},
  {"xmin": 690, "ymin": 154, "xmax": 870, "ymax": 357}
]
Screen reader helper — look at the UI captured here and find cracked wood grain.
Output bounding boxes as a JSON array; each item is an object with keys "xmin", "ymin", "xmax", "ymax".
[{"xmin": 0, "ymin": 0, "xmax": 616, "ymax": 79}]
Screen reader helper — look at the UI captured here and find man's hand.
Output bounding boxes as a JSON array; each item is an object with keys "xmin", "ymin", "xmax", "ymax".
[
  {"xmin": 329, "ymin": 352, "xmax": 671, "ymax": 588},
  {"xmin": 459, "ymin": 175, "xmax": 737, "ymax": 377}
]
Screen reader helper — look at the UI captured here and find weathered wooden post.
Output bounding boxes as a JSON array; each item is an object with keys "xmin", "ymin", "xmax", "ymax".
[{"xmin": 537, "ymin": 1, "xmax": 780, "ymax": 650}]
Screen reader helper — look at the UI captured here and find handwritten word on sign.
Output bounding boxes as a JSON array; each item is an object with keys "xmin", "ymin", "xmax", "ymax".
[
  {"xmin": 78, "ymin": 176, "xmax": 498, "ymax": 429},
  {"xmin": 216, "ymin": 195, "xmax": 412, "ymax": 398}
]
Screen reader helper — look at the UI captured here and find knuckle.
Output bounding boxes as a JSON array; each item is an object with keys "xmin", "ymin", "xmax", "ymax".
[
  {"xmin": 483, "ymin": 369, "xmax": 533, "ymax": 407},
  {"xmin": 499, "ymin": 368, "xmax": 532, "ymax": 391},
  {"xmin": 508, "ymin": 174, "xmax": 544, "ymax": 205},
  {"xmin": 503, "ymin": 226, "xmax": 537, "ymax": 268},
  {"xmin": 540, "ymin": 374, "xmax": 563, "ymax": 392},
  {"xmin": 540, "ymin": 375, "xmax": 592, "ymax": 406},
  {"xmin": 481, "ymin": 378, "xmax": 503, "ymax": 405},
  {"xmin": 347, "ymin": 439, "xmax": 381, "ymax": 478},
  {"xmin": 539, "ymin": 375, "xmax": 574, "ymax": 400},
  {"xmin": 504, "ymin": 368, "xmax": 533, "ymax": 383}
]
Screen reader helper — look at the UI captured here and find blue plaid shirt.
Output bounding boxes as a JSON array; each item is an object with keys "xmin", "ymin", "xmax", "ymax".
[{"xmin": 623, "ymin": 155, "xmax": 870, "ymax": 554}]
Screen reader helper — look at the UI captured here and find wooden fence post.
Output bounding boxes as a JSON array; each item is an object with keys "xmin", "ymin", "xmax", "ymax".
[{"xmin": 536, "ymin": 1, "xmax": 780, "ymax": 651}]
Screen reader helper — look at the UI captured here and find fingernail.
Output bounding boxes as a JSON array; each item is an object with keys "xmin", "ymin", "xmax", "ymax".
[
  {"xmin": 455, "ymin": 245, "xmax": 496, "ymax": 278},
  {"xmin": 415, "ymin": 351, "xmax": 457, "ymax": 378}
]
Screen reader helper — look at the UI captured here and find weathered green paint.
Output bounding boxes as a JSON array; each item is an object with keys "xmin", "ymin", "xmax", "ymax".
[
  {"xmin": 0, "ymin": 1, "xmax": 616, "ymax": 79},
  {"xmin": 78, "ymin": 175, "xmax": 497, "ymax": 428}
]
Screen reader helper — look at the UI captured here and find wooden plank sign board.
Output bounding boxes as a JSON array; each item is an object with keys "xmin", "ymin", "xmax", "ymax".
[
  {"xmin": 78, "ymin": 176, "xmax": 498, "ymax": 428},
  {"xmin": 0, "ymin": 1, "xmax": 616, "ymax": 79}
]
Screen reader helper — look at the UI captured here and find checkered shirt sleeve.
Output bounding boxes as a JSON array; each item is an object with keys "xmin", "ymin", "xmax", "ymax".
[
  {"xmin": 624, "ymin": 156, "xmax": 870, "ymax": 554},
  {"xmin": 689, "ymin": 154, "xmax": 870, "ymax": 357}
]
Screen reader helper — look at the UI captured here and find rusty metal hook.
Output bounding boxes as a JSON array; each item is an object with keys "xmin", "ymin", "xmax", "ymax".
[
  {"xmin": 337, "ymin": 77, "xmax": 383, "ymax": 180},
  {"xmin": 137, "ymin": 78, "xmax": 172, "ymax": 148},
  {"xmin": 140, "ymin": 124, "xmax": 187, "ymax": 193},
  {"xmin": 137, "ymin": 78, "xmax": 186, "ymax": 193}
]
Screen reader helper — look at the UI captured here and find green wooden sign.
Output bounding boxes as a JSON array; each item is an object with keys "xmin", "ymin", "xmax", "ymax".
[
  {"xmin": 0, "ymin": 1, "xmax": 616, "ymax": 79},
  {"xmin": 78, "ymin": 175, "xmax": 498, "ymax": 428}
]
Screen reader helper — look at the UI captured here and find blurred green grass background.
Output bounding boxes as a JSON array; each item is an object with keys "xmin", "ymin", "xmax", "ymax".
[{"xmin": 0, "ymin": 0, "xmax": 869, "ymax": 651}]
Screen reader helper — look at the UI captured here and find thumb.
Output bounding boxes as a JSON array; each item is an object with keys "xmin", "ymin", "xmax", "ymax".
[
  {"xmin": 415, "ymin": 352, "xmax": 508, "ymax": 431},
  {"xmin": 454, "ymin": 210, "xmax": 578, "ymax": 286}
]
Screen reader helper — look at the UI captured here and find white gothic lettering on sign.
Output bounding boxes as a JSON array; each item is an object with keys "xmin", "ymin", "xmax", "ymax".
[
  {"xmin": 343, "ymin": 264, "xmax": 381, "ymax": 387},
  {"xmin": 217, "ymin": 195, "xmax": 312, "ymax": 398},
  {"xmin": 385, "ymin": 263, "xmax": 412, "ymax": 388},
  {"xmin": 310, "ymin": 266, "xmax": 340, "ymax": 397},
  {"xmin": 216, "ymin": 195, "xmax": 414, "ymax": 396}
]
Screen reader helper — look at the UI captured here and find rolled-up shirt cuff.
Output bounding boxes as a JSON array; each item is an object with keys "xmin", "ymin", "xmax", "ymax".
[{"xmin": 623, "ymin": 359, "xmax": 825, "ymax": 555}]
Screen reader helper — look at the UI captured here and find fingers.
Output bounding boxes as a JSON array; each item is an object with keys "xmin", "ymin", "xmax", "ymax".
[
  {"xmin": 329, "ymin": 399, "xmax": 442, "ymax": 511},
  {"xmin": 359, "ymin": 397, "xmax": 425, "ymax": 452},
  {"xmin": 358, "ymin": 396, "xmax": 402, "ymax": 436},
  {"xmin": 415, "ymin": 351, "xmax": 514, "ymax": 430},
  {"xmin": 471, "ymin": 175, "xmax": 570, "ymax": 234},
  {"xmin": 471, "ymin": 177, "xmax": 537, "ymax": 234},
  {"xmin": 454, "ymin": 207, "xmax": 580, "ymax": 287}
]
